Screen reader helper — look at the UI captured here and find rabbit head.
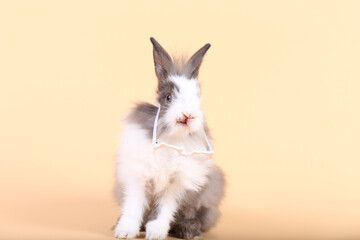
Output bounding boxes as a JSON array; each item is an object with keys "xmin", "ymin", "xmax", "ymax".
[{"xmin": 150, "ymin": 37, "xmax": 211, "ymax": 136}]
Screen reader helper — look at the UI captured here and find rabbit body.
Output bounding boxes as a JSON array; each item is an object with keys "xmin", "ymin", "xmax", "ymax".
[{"xmin": 114, "ymin": 38, "xmax": 225, "ymax": 240}]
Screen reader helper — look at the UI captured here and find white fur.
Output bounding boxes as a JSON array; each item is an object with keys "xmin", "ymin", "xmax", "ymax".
[{"xmin": 114, "ymin": 75, "xmax": 214, "ymax": 240}]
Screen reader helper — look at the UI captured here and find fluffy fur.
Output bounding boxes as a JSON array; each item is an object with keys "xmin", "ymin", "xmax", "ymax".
[{"xmin": 114, "ymin": 38, "xmax": 225, "ymax": 240}]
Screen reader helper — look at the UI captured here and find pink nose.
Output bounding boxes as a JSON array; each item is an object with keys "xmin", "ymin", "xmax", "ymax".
[
  {"xmin": 178, "ymin": 113, "xmax": 195, "ymax": 125},
  {"xmin": 180, "ymin": 114, "xmax": 189, "ymax": 124}
]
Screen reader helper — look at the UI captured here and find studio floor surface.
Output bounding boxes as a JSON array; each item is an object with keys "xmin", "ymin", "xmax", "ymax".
[
  {"xmin": 2, "ymin": 189, "xmax": 359, "ymax": 240},
  {"xmin": 0, "ymin": 190, "xmax": 239, "ymax": 240}
]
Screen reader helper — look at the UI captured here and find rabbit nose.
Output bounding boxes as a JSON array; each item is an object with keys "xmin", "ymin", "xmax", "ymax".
[
  {"xmin": 178, "ymin": 113, "xmax": 196, "ymax": 124},
  {"xmin": 183, "ymin": 113, "xmax": 190, "ymax": 124}
]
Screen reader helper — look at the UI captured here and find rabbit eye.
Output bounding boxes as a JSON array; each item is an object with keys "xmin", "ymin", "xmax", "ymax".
[{"xmin": 165, "ymin": 93, "xmax": 172, "ymax": 103}]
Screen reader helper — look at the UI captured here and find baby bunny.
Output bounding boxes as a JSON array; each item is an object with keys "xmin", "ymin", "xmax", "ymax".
[{"xmin": 114, "ymin": 37, "xmax": 225, "ymax": 240}]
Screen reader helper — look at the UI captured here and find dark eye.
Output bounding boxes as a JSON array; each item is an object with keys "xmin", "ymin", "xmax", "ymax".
[{"xmin": 165, "ymin": 93, "xmax": 172, "ymax": 103}]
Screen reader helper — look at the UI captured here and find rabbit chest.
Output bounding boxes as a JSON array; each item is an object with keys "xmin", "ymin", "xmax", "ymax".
[{"xmin": 148, "ymin": 135, "xmax": 214, "ymax": 194}]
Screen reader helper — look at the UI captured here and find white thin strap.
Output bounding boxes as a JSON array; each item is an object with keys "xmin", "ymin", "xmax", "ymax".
[
  {"xmin": 152, "ymin": 104, "xmax": 161, "ymax": 145},
  {"xmin": 203, "ymin": 130, "xmax": 213, "ymax": 151}
]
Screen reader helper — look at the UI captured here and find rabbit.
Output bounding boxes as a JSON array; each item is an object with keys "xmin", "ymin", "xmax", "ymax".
[{"xmin": 114, "ymin": 37, "xmax": 225, "ymax": 240}]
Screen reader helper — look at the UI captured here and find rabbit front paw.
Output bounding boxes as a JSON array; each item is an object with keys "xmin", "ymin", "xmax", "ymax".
[
  {"xmin": 114, "ymin": 218, "xmax": 140, "ymax": 239},
  {"xmin": 146, "ymin": 219, "xmax": 169, "ymax": 240}
]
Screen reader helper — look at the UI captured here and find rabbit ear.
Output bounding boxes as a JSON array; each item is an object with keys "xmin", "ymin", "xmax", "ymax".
[
  {"xmin": 185, "ymin": 43, "xmax": 211, "ymax": 79},
  {"xmin": 150, "ymin": 37, "xmax": 173, "ymax": 82}
]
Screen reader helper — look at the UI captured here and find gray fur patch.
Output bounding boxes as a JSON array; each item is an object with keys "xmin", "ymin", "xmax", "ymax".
[
  {"xmin": 126, "ymin": 79, "xmax": 182, "ymax": 139},
  {"xmin": 125, "ymin": 83, "xmax": 179, "ymax": 139},
  {"xmin": 171, "ymin": 218, "xmax": 202, "ymax": 239},
  {"xmin": 172, "ymin": 165, "xmax": 226, "ymax": 233},
  {"xmin": 126, "ymin": 102, "xmax": 158, "ymax": 138},
  {"xmin": 125, "ymin": 102, "xmax": 170, "ymax": 141},
  {"xmin": 125, "ymin": 102, "xmax": 170, "ymax": 140},
  {"xmin": 156, "ymin": 80, "xmax": 179, "ymax": 105}
]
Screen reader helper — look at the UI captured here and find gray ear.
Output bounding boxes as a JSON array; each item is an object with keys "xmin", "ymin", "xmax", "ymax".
[
  {"xmin": 150, "ymin": 37, "xmax": 173, "ymax": 82},
  {"xmin": 184, "ymin": 43, "xmax": 211, "ymax": 79}
]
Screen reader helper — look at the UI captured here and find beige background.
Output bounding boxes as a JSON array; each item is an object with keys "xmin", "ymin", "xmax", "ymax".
[{"xmin": 1, "ymin": 1, "xmax": 360, "ymax": 239}]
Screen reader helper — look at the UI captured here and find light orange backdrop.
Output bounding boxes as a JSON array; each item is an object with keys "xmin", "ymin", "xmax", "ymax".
[{"xmin": 1, "ymin": 1, "xmax": 360, "ymax": 239}]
